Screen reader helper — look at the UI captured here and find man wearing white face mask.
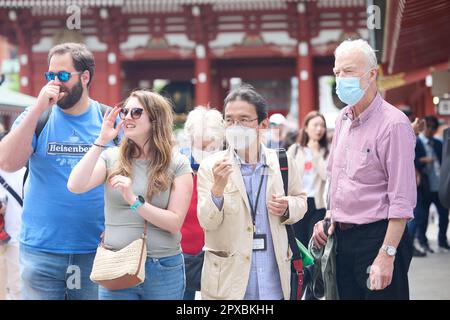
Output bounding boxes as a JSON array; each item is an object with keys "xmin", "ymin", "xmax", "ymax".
[
  {"xmin": 312, "ymin": 39, "xmax": 416, "ymax": 299},
  {"xmin": 196, "ymin": 84, "xmax": 307, "ymax": 300}
]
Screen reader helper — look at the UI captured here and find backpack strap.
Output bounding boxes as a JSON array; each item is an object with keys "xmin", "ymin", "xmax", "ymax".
[
  {"xmin": 99, "ymin": 103, "xmax": 109, "ymax": 115},
  {"xmin": 34, "ymin": 107, "xmax": 53, "ymax": 152},
  {"xmin": 277, "ymin": 148, "xmax": 289, "ymax": 196},
  {"xmin": 277, "ymin": 148, "xmax": 304, "ymax": 299},
  {"xmin": 23, "ymin": 107, "xmax": 53, "ymax": 195}
]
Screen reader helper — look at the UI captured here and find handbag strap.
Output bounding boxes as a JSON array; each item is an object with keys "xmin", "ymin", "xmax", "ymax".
[{"xmin": 142, "ymin": 221, "xmax": 148, "ymax": 238}]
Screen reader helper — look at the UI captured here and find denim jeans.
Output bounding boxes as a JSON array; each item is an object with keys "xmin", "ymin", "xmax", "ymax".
[
  {"xmin": 99, "ymin": 253, "xmax": 185, "ymax": 300},
  {"xmin": 183, "ymin": 289, "xmax": 196, "ymax": 300},
  {"xmin": 20, "ymin": 244, "xmax": 98, "ymax": 300}
]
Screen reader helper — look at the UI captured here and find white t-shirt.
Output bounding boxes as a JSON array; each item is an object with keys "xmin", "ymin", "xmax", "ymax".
[
  {"xmin": 0, "ymin": 168, "xmax": 26, "ymax": 245},
  {"xmin": 302, "ymin": 147, "xmax": 316, "ymax": 197}
]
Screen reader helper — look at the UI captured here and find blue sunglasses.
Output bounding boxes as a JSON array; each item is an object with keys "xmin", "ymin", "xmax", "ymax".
[{"xmin": 44, "ymin": 71, "xmax": 81, "ymax": 82}]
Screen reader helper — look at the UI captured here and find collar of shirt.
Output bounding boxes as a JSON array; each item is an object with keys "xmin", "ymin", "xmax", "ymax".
[
  {"xmin": 233, "ymin": 144, "xmax": 267, "ymax": 171},
  {"xmin": 419, "ymin": 133, "xmax": 431, "ymax": 145},
  {"xmin": 344, "ymin": 93, "xmax": 382, "ymax": 126}
]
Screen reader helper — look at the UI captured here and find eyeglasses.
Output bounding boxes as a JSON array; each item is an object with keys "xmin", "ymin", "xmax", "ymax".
[
  {"xmin": 44, "ymin": 71, "xmax": 82, "ymax": 82},
  {"xmin": 224, "ymin": 118, "xmax": 258, "ymax": 127},
  {"xmin": 119, "ymin": 107, "xmax": 144, "ymax": 120}
]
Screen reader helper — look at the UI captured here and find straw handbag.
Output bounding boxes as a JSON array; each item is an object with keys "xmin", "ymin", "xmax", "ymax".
[{"xmin": 90, "ymin": 222, "xmax": 147, "ymax": 290}]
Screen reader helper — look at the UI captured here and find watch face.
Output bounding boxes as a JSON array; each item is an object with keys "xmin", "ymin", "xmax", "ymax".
[
  {"xmin": 138, "ymin": 195, "xmax": 145, "ymax": 203},
  {"xmin": 387, "ymin": 247, "xmax": 396, "ymax": 256}
]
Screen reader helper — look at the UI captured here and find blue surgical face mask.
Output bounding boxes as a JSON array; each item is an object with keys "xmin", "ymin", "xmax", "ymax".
[{"xmin": 335, "ymin": 70, "xmax": 371, "ymax": 106}]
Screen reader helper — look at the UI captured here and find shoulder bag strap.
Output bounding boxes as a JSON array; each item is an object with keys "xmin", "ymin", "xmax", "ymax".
[
  {"xmin": 277, "ymin": 148, "xmax": 303, "ymax": 299},
  {"xmin": 0, "ymin": 174, "xmax": 23, "ymax": 207}
]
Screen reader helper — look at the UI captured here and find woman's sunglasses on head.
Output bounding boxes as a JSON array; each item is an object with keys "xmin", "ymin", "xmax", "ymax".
[
  {"xmin": 119, "ymin": 107, "xmax": 144, "ymax": 120},
  {"xmin": 44, "ymin": 71, "xmax": 82, "ymax": 82}
]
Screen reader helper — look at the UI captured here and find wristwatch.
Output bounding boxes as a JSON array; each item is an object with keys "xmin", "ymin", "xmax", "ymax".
[
  {"xmin": 380, "ymin": 244, "xmax": 397, "ymax": 257},
  {"xmin": 130, "ymin": 195, "xmax": 145, "ymax": 211}
]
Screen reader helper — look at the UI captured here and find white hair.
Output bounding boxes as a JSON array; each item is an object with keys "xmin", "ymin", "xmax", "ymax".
[
  {"xmin": 184, "ymin": 106, "xmax": 225, "ymax": 146},
  {"xmin": 334, "ymin": 39, "xmax": 378, "ymax": 69}
]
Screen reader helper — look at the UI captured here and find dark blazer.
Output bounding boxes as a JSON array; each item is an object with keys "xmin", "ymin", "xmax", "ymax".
[
  {"xmin": 415, "ymin": 136, "xmax": 442, "ymax": 193},
  {"xmin": 439, "ymin": 128, "xmax": 450, "ymax": 208}
]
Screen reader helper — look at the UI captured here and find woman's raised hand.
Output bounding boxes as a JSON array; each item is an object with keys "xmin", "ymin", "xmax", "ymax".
[{"xmin": 97, "ymin": 106, "xmax": 123, "ymax": 145}]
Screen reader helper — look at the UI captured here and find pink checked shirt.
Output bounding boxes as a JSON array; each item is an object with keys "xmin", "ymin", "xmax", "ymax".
[{"xmin": 328, "ymin": 93, "xmax": 416, "ymax": 224}]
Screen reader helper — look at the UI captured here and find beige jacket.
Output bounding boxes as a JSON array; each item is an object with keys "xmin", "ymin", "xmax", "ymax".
[
  {"xmin": 197, "ymin": 145, "xmax": 307, "ymax": 300},
  {"xmin": 287, "ymin": 143, "xmax": 327, "ymax": 209}
]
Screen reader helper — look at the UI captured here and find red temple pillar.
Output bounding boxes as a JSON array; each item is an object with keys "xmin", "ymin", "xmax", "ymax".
[
  {"xmin": 192, "ymin": 5, "xmax": 211, "ymax": 107},
  {"xmin": 18, "ymin": 42, "xmax": 33, "ymax": 96},
  {"xmin": 12, "ymin": 9, "xmax": 34, "ymax": 96},
  {"xmin": 194, "ymin": 44, "xmax": 211, "ymax": 107},
  {"xmin": 106, "ymin": 40, "xmax": 122, "ymax": 106},
  {"xmin": 99, "ymin": 7, "xmax": 123, "ymax": 106},
  {"xmin": 296, "ymin": 3, "xmax": 315, "ymax": 128}
]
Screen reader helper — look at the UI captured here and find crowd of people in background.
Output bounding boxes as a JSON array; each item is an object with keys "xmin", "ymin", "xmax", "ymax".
[{"xmin": 0, "ymin": 39, "xmax": 449, "ymax": 301}]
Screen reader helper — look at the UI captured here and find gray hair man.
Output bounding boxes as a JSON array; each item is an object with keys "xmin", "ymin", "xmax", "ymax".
[{"xmin": 312, "ymin": 39, "xmax": 416, "ymax": 300}]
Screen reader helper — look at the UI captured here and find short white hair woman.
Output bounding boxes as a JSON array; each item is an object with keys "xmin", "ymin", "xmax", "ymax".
[
  {"xmin": 180, "ymin": 106, "xmax": 225, "ymax": 300},
  {"xmin": 183, "ymin": 106, "xmax": 225, "ymax": 165}
]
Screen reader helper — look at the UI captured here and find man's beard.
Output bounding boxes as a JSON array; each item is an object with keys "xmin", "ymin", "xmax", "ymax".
[{"xmin": 58, "ymin": 79, "xmax": 83, "ymax": 110}]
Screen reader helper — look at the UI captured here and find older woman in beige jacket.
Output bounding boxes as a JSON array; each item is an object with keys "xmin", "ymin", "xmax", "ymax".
[{"xmin": 287, "ymin": 111, "xmax": 329, "ymax": 248}]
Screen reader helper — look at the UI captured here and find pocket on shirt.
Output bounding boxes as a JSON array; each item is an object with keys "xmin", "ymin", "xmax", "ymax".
[{"xmin": 346, "ymin": 149, "xmax": 373, "ymax": 181}]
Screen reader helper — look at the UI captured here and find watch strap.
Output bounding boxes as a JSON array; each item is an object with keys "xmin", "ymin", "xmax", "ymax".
[{"xmin": 130, "ymin": 196, "xmax": 145, "ymax": 210}]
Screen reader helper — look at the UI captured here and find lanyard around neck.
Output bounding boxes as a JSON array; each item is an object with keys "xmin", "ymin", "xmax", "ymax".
[{"xmin": 246, "ymin": 165, "xmax": 267, "ymax": 233}]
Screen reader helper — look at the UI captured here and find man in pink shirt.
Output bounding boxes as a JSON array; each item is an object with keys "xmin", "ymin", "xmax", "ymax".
[{"xmin": 312, "ymin": 39, "xmax": 416, "ymax": 300}]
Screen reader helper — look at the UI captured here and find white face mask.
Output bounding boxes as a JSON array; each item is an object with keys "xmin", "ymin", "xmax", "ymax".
[
  {"xmin": 191, "ymin": 148, "xmax": 217, "ymax": 163},
  {"xmin": 225, "ymin": 125, "xmax": 257, "ymax": 150}
]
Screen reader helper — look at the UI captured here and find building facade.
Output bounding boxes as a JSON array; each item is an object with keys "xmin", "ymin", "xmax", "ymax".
[{"xmin": 0, "ymin": 0, "xmax": 369, "ymax": 127}]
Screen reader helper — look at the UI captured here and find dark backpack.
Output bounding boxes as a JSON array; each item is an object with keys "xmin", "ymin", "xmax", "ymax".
[
  {"xmin": 22, "ymin": 103, "xmax": 119, "ymax": 193},
  {"xmin": 276, "ymin": 148, "xmax": 305, "ymax": 300},
  {"xmin": 439, "ymin": 128, "xmax": 450, "ymax": 209}
]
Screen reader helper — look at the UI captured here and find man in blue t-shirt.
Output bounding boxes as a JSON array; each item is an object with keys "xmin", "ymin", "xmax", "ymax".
[{"xmin": 0, "ymin": 43, "xmax": 112, "ymax": 300}]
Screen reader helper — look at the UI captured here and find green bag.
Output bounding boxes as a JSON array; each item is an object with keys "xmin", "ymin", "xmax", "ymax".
[{"xmin": 296, "ymin": 238, "xmax": 314, "ymax": 267}]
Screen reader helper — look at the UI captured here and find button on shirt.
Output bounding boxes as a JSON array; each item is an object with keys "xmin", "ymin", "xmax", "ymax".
[
  {"xmin": 327, "ymin": 93, "xmax": 416, "ymax": 224},
  {"xmin": 211, "ymin": 149, "xmax": 283, "ymax": 300}
]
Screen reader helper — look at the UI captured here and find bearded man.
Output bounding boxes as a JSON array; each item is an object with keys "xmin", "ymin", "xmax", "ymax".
[{"xmin": 0, "ymin": 43, "xmax": 115, "ymax": 300}]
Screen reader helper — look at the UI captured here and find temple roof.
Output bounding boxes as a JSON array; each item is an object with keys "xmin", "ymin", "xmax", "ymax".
[{"xmin": 0, "ymin": 0, "xmax": 366, "ymax": 11}]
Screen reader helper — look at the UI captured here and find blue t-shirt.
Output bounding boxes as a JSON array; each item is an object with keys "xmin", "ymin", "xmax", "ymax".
[{"xmin": 14, "ymin": 99, "xmax": 110, "ymax": 254}]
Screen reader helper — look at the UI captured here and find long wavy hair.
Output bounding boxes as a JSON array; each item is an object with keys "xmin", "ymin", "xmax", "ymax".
[
  {"xmin": 108, "ymin": 90, "xmax": 174, "ymax": 200},
  {"xmin": 297, "ymin": 111, "xmax": 329, "ymax": 158}
]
